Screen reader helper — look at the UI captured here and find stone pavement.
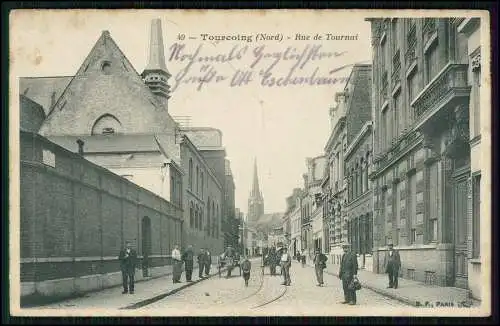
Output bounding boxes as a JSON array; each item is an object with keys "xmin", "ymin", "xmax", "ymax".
[
  {"xmin": 26, "ymin": 264, "xmax": 225, "ymax": 310},
  {"xmin": 306, "ymin": 259, "xmax": 481, "ymax": 308}
]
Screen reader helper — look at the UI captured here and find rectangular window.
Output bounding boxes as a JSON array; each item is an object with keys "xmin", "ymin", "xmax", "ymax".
[
  {"xmin": 425, "ymin": 40, "xmax": 440, "ymax": 84},
  {"xmin": 472, "ymin": 174, "xmax": 481, "ymax": 258},
  {"xmin": 409, "ymin": 172, "xmax": 417, "ymax": 244},
  {"xmin": 392, "ymin": 19, "xmax": 399, "ymax": 52},
  {"xmin": 381, "ymin": 109, "xmax": 387, "ymax": 151},
  {"xmin": 473, "ymin": 68, "xmax": 481, "ymax": 137},
  {"xmin": 393, "ymin": 93, "xmax": 400, "ymax": 138},
  {"xmin": 407, "ymin": 70, "xmax": 418, "ymax": 124},
  {"xmin": 428, "ymin": 162, "xmax": 439, "ymax": 242}
]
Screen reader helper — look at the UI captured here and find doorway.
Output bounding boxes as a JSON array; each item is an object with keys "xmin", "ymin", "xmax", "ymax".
[
  {"xmin": 453, "ymin": 166, "xmax": 469, "ymax": 288},
  {"xmin": 141, "ymin": 216, "xmax": 152, "ymax": 277}
]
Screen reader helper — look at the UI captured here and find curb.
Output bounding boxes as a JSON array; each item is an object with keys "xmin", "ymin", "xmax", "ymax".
[
  {"xmin": 306, "ymin": 262, "xmax": 418, "ymax": 307},
  {"xmin": 121, "ymin": 267, "xmax": 228, "ymax": 309},
  {"xmin": 316, "ymin": 264, "xmax": 479, "ymax": 308}
]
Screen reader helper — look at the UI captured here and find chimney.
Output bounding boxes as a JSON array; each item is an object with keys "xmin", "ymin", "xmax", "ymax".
[{"xmin": 77, "ymin": 139, "xmax": 84, "ymax": 155}]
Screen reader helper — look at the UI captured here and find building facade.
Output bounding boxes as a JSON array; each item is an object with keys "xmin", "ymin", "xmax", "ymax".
[
  {"xmin": 301, "ymin": 156, "xmax": 326, "ymax": 258},
  {"xmin": 180, "ymin": 135, "xmax": 224, "ymax": 254},
  {"xmin": 369, "ymin": 18, "xmax": 478, "ymax": 294},
  {"xmin": 323, "ymin": 92, "xmax": 348, "ymax": 265},
  {"xmin": 457, "ymin": 17, "xmax": 483, "ymax": 301},
  {"xmin": 345, "ymin": 122, "xmax": 374, "ymax": 271}
]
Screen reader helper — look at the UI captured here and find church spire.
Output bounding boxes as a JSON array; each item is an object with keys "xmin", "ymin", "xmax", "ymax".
[
  {"xmin": 248, "ymin": 157, "xmax": 264, "ymax": 223},
  {"xmin": 251, "ymin": 157, "xmax": 262, "ymax": 199},
  {"xmin": 142, "ymin": 18, "xmax": 171, "ymax": 110}
]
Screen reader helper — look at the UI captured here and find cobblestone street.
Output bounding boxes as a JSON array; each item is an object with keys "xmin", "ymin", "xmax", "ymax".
[{"xmin": 138, "ymin": 260, "xmax": 408, "ymax": 315}]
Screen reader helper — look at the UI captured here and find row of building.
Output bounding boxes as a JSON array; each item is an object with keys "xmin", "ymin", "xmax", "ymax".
[
  {"xmin": 280, "ymin": 18, "xmax": 484, "ymax": 301},
  {"xmin": 19, "ymin": 19, "xmax": 241, "ymax": 301}
]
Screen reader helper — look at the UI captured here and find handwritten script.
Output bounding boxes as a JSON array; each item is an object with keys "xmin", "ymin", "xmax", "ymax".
[{"xmin": 168, "ymin": 43, "xmax": 354, "ymax": 92}]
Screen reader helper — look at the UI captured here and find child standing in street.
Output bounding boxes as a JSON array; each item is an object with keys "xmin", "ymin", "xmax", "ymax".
[{"xmin": 241, "ymin": 256, "xmax": 251, "ymax": 287}]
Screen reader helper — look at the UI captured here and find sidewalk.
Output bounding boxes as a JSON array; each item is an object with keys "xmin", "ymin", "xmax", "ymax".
[
  {"xmin": 26, "ymin": 264, "xmax": 225, "ymax": 310},
  {"xmin": 306, "ymin": 260, "xmax": 481, "ymax": 308}
]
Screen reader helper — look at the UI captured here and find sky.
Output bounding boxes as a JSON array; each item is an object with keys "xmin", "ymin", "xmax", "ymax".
[{"xmin": 10, "ymin": 9, "xmax": 372, "ymax": 214}]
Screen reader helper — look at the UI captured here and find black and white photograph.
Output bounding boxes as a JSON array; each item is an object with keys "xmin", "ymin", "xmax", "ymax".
[{"xmin": 9, "ymin": 9, "xmax": 491, "ymax": 317}]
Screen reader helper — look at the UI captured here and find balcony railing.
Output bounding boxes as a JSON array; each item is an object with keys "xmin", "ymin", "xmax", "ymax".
[{"xmin": 411, "ymin": 63, "xmax": 470, "ymax": 129}]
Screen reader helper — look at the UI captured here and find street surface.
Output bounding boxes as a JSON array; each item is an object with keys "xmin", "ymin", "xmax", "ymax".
[{"xmin": 139, "ymin": 260, "xmax": 408, "ymax": 315}]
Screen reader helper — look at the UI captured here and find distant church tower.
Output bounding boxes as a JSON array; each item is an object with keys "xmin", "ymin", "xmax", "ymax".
[
  {"xmin": 141, "ymin": 18, "xmax": 171, "ymax": 111},
  {"xmin": 248, "ymin": 158, "xmax": 264, "ymax": 223}
]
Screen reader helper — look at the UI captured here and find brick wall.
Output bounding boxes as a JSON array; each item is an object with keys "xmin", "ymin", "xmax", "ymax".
[
  {"xmin": 20, "ymin": 131, "xmax": 183, "ymax": 284},
  {"xmin": 20, "ymin": 95, "xmax": 45, "ymax": 133}
]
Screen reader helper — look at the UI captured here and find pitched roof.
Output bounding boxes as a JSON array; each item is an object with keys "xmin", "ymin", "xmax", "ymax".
[
  {"xmin": 250, "ymin": 212, "xmax": 285, "ymax": 232},
  {"xmin": 19, "ymin": 76, "xmax": 72, "ymax": 115},
  {"xmin": 46, "ymin": 134, "xmax": 163, "ymax": 154},
  {"xmin": 38, "ymin": 31, "xmax": 178, "ymax": 136},
  {"xmin": 180, "ymin": 127, "xmax": 223, "ymax": 149}
]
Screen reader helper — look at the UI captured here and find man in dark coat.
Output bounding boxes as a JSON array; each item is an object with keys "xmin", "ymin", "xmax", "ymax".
[
  {"xmin": 241, "ymin": 256, "xmax": 252, "ymax": 287},
  {"xmin": 269, "ymin": 248, "xmax": 277, "ymax": 276},
  {"xmin": 338, "ymin": 242, "xmax": 358, "ymax": 305},
  {"xmin": 204, "ymin": 248, "xmax": 212, "ymax": 276},
  {"xmin": 383, "ymin": 242, "xmax": 401, "ymax": 289},
  {"xmin": 197, "ymin": 248, "xmax": 207, "ymax": 279},
  {"xmin": 119, "ymin": 241, "xmax": 137, "ymax": 294},
  {"xmin": 182, "ymin": 245, "xmax": 195, "ymax": 282}
]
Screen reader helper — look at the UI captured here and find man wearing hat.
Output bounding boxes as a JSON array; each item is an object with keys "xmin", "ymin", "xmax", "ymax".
[
  {"xmin": 383, "ymin": 242, "xmax": 401, "ymax": 289},
  {"xmin": 338, "ymin": 242, "xmax": 358, "ymax": 305},
  {"xmin": 119, "ymin": 240, "xmax": 137, "ymax": 294}
]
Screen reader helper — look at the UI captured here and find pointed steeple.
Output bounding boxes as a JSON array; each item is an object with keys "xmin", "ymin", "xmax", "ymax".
[
  {"xmin": 248, "ymin": 157, "xmax": 264, "ymax": 223},
  {"xmin": 251, "ymin": 158, "xmax": 262, "ymax": 199},
  {"xmin": 141, "ymin": 18, "xmax": 171, "ymax": 110}
]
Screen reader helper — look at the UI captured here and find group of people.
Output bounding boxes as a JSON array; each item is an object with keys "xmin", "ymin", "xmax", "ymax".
[
  {"xmin": 171, "ymin": 245, "xmax": 213, "ymax": 283},
  {"xmin": 118, "ymin": 239, "xmax": 402, "ymax": 305}
]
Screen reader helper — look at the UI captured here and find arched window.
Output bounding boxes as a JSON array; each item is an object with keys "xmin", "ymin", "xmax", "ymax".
[
  {"xmin": 365, "ymin": 153, "xmax": 370, "ymax": 191},
  {"xmin": 189, "ymin": 202, "xmax": 194, "ymax": 228},
  {"xmin": 212, "ymin": 202, "xmax": 216, "ymax": 237},
  {"xmin": 91, "ymin": 114, "xmax": 122, "ymax": 135},
  {"xmin": 216, "ymin": 204, "xmax": 219, "ymax": 238},
  {"xmin": 196, "ymin": 166, "xmax": 200, "ymax": 194},
  {"xmin": 207, "ymin": 199, "xmax": 211, "ymax": 235},
  {"xmin": 200, "ymin": 206, "xmax": 204, "ymax": 231},
  {"xmin": 360, "ymin": 158, "xmax": 364, "ymax": 194},
  {"xmin": 195, "ymin": 205, "xmax": 199, "ymax": 229},
  {"xmin": 189, "ymin": 159, "xmax": 193, "ymax": 190},
  {"xmin": 201, "ymin": 172, "xmax": 204, "ymax": 197}
]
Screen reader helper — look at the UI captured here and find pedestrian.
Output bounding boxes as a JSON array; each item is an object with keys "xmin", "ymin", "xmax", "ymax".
[
  {"xmin": 301, "ymin": 249, "xmax": 306, "ymax": 267},
  {"xmin": 182, "ymin": 245, "xmax": 195, "ymax": 282},
  {"xmin": 280, "ymin": 247, "xmax": 292, "ymax": 286},
  {"xmin": 171, "ymin": 244, "xmax": 183, "ymax": 283},
  {"xmin": 241, "ymin": 256, "xmax": 252, "ymax": 287},
  {"xmin": 197, "ymin": 248, "xmax": 207, "ymax": 279},
  {"xmin": 383, "ymin": 242, "xmax": 401, "ymax": 289},
  {"xmin": 204, "ymin": 248, "xmax": 212, "ymax": 276},
  {"xmin": 224, "ymin": 245, "xmax": 235, "ymax": 278},
  {"xmin": 119, "ymin": 241, "xmax": 137, "ymax": 294},
  {"xmin": 313, "ymin": 248, "xmax": 328, "ymax": 286},
  {"xmin": 269, "ymin": 247, "xmax": 277, "ymax": 276},
  {"xmin": 338, "ymin": 242, "xmax": 358, "ymax": 305}
]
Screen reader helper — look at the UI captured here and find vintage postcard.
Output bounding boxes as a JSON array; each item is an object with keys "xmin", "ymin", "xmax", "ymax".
[{"xmin": 9, "ymin": 9, "xmax": 491, "ymax": 317}]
